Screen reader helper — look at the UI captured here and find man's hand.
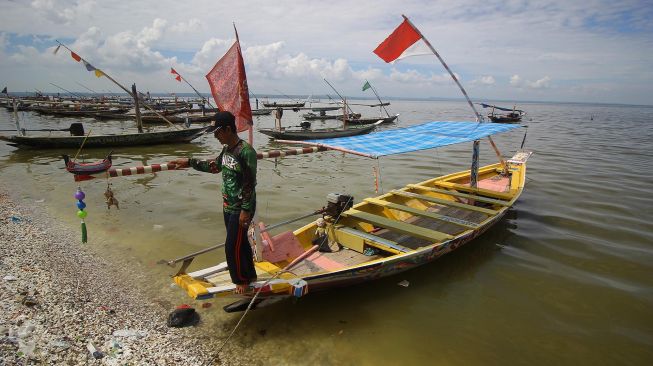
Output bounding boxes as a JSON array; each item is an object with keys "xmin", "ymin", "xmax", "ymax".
[
  {"xmin": 172, "ymin": 158, "xmax": 190, "ymax": 169},
  {"xmin": 239, "ymin": 210, "xmax": 251, "ymax": 227}
]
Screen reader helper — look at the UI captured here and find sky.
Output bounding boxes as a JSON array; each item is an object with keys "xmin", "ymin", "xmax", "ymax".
[{"xmin": 0, "ymin": 0, "xmax": 652, "ymax": 105}]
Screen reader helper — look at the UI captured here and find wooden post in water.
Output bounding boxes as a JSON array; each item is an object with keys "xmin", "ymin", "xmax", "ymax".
[
  {"xmin": 12, "ymin": 99, "xmax": 23, "ymax": 136},
  {"xmin": 132, "ymin": 84, "xmax": 144, "ymax": 133}
]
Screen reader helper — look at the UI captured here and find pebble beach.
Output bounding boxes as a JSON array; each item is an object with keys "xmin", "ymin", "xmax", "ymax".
[{"xmin": 0, "ymin": 188, "xmax": 254, "ymax": 365}]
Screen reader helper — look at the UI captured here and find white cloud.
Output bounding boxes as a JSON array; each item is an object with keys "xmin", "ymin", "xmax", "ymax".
[
  {"xmin": 528, "ymin": 76, "xmax": 551, "ymax": 89},
  {"xmin": 472, "ymin": 75, "xmax": 495, "ymax": 85},
  {"xmin": 509, "ymin": 74, "xmax": 551, "ymax": 89},
  {"xmin": 169, "ymin": 19, "xmax": 203, "ymax": 34},
  {"xmin": 510, "ymin": 74, "xmax": 522, "ymax": 86},
  {"xmin": 30, "ymin": 0, "xmax": 96, "ymax": 25}
]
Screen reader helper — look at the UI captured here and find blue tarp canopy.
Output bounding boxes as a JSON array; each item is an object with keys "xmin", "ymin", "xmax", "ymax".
[{"xmin": 300, "ymin": 121, "xmax": 521, "ymax": 158}]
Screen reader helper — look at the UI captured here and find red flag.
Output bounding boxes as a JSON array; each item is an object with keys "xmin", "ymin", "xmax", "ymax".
[
  {"xmin": 70, "ymin": 51, "xmax": 81, "ymax": 62},
  {"xmin": 205, "ymin": 40, "xmax": 252, "ymax": 133},
  {"xmin": 170, "ymin": 68, "xmax": 182, "ymax": 82},
  {"xmin": 373, "ymin": 19, "xmax": 422, "ymax": 63}
]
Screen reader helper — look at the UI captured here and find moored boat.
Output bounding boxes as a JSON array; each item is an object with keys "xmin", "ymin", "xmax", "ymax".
[
  {"xmin": 0, "ymin": 126, "xmax": 208, "ymax": 148},
  {"xmin": 172, "ymin": 120, "xmax": 530, "ymax": 310},
  {"xmin": 347, "ymin": 114, "xmax": 399, "ymax": 125},
  {"xmin": 258, "ymin": 122, "xmax": 378, "ymax": 140}
]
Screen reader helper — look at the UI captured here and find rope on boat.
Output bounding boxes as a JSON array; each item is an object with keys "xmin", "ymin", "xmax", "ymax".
[{"xmin": 215, "ymin": 196, "xmax": 353, "ymax": 358}]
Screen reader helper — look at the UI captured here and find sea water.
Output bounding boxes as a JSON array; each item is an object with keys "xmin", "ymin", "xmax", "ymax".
[{"xmin": 1, "ymin": 99, "xmax": 652, "ymax": 365}]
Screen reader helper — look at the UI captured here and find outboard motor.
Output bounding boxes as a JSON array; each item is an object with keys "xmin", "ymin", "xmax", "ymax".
[
  {"xmin": 69, "ymin": 123, "xmax": 85, "ymax": 136},
  {"xmin": 325, "ymin": 193, "xmax": 354, "ymax": 218}
]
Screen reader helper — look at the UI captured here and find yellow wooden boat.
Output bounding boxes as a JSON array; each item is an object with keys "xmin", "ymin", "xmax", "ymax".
[{"xmin": 173, "ymin": 147, "xmax": 532, "ymax": 311}]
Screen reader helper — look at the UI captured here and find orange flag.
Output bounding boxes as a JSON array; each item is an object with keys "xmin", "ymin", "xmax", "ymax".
[
  {"xmin": 205, "ymin": 40, "xmax": 252, "ymax": 133},
  {"xmin": 70, "ymin": 51, "xmax": 81, "ymax": 62}
]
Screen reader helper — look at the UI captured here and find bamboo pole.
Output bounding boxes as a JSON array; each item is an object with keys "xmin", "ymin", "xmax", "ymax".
[
  {"xmin": 54, "ymin": 41, "xmax": 180, "ymax": 130},
  {"xmin": 323, "ymin": 79, "xmax": 356, "ymax": 115},
  {"xmin": 131, "ymin": 84, "xmax": 144, "ymax": 133},
  {"xmin": 366, "ymin": 80, "xmax": 391, "ymax": 117},
  {"xmin": 401, "ymin": 15, "xmax": 508, "ymax": 178}
]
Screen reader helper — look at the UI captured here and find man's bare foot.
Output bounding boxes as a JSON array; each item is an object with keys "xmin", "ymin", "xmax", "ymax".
[{"xmin": 235, "ymin": 284, "xmax": 248, "ymax": 294}]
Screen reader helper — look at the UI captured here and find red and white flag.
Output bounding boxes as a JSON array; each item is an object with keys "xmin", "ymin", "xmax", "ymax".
[
  {"xmin": 170, "ymin": 68, "xmax": 182, "ymax": 82},
  {"xmin": 205, "ymin": 40, "xmax": 253, "ymax": 133},
  {"xmin": 373, "ymin": 18, "xmax": 430, "ymax": 63}
]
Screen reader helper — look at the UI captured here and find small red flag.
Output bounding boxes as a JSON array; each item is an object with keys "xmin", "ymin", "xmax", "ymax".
[
  {"xmin": 170, "ymin": 68, "xmax": 182, "ymax": 82},
  {"xmin": 205, "ymin": 40, "xmax": 252, "ymax": 133},
  {"xmin": 373, "ymin": 19, "xmax": 422, "ymax": 63},
  {"xmin": 70, "ymin": 51, "xmax": 81, "ymax": 62}
]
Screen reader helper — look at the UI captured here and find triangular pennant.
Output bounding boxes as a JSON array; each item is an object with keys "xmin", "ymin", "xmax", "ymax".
[
  {"xmin": 53, "ymin": 45, "xmax": 61, "ymax": 55},
  {"xmin": 1, "ymin": 86, "xmax": 7, "ymax": 94},
  {"xmin": 362, "ymin": 80, "xmax": 371, "ymax": 91},
  {"xmin": 82, "ymin": 60, "xmax": 96, "ymax": 72},
  {"xmin": 205, "ymin": 40, "xmax": 253, "ymax": 133},
  {"xmin": 170, "ymin": 68, "xmax": 179, "ymax": 75},
  {"xmin": 94, "ymin": 69, "xmax": 104, "ymax": 78},
  {"xmin": 70, "ymin": 51, "xmax": 81, "ymax": 62},
  {"xmin": 175, "ymin": 75, "xmax": 181, "ymax": 82}
]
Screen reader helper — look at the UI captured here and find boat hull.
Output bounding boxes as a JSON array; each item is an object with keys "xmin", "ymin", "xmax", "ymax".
[
  {"xmin": 173, "ymin": 153, "xmax": 531, "ymax": 305},
  {"xmin": 258, "ymin": 124, "xmax": 376, "ymax": 140},
  {"xmin": 347, "ymin": 114, "xmax": 398, "ymax": 125},
  {"xmin": 0, "ymin": 127, "xmax": 208, "ymax": 148}
]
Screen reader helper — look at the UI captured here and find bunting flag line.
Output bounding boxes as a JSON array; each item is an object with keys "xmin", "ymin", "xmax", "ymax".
[
  {"xmin": 70, "ymin": 51, "xmax": 81, "ymax": 62},
  {"xmin": 373, "ymin": 18, "xmax": 429, "ymax": 63},
  {"xmin": 170, "ymin": 68, "xmax": 182, "ymax": 82},
  {"xmin": 205, "ymin": 39, "xmax": 253, "ymax": 133},
  {"xmin": 362, "ymin": 80, "xmax": 371, "ymax": 91}
]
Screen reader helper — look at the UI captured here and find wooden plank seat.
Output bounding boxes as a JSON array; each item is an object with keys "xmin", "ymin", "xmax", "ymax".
[
  {"xmin": 342, "ymin": 208, "xmax": 453, "ymax": 243},
  {"xmin": 391, "ymin": 190, "xmax": 498, "ymax": 215},
  {"xmin": 337, "ymin": 226, "xmax": 411, "ymax": 254},
  {"xmin": 432, "ymin": 181, "xmax": 513, "ymax": 200},
  {"xmin": 188, "ymin": 262, "xmax": 228, "ymax": 280},
  {"xmin": 406, "ymin": 184, "xmax": 511, "ymax": 206},
  {"xmin": 364, "ymin": 197, "xmax": 480, "ymax": 229}
]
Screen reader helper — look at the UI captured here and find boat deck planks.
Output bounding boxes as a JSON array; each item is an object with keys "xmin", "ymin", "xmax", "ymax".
[
  {"xmin": 392, "ymin": 190, "xmax": 498, "ymax": 215},
  {"xmin": 290, "ymin": 247, "xmax": 382, "ymax": 276}
]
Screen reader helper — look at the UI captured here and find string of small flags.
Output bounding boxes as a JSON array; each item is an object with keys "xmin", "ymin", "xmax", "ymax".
[{"xmin": 54, "ymin": 44, "xmax": 105, "ymax": 78}]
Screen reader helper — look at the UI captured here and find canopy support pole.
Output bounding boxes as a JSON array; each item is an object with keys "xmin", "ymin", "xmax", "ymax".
[{"xmin": 402, "ymin": 15, "xmax": 508, "ymax": 182}]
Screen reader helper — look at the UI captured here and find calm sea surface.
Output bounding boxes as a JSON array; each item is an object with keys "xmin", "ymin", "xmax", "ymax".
[{"xmin": 1, "ymin": 99, "xmax": 652, "ymax": 365}]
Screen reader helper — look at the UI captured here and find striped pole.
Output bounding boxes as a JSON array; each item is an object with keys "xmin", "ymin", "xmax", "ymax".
[
  {"xmin": 72, "ymin": 146, "xmax": 333, "ymax": 181},
  {"xmin": 107, "ymin": 162, "xmax": 179, "ymax": 178}
]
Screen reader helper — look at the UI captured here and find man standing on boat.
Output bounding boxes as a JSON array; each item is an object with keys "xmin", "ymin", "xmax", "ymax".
[{"xmin": 174, "ymin": 111, "xmax": 257, "ymax": 294}]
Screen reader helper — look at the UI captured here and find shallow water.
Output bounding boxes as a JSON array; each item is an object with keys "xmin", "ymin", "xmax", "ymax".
[{"xmin": 1, "ymin": 100, "xmax": 652, "ymax": 365}]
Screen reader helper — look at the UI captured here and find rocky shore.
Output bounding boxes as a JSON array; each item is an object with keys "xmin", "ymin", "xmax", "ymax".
[{"xmin": 0, "ymin": 189, "xmax": 252, "ymax": 365}]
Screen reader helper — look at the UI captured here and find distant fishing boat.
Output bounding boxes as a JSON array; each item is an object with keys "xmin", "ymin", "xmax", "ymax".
[
  {"xmin": 251, "ymin": 109, "xmax": 272, "ymax": 116},
  {"xmin": 258, "ymin": 122, "xmax": 378, "ymax": 140},
  {"xmin": 262, "ymin": 101, "xmax": 306, "ymax": 108},
  {"xmin": 480, "ymin": 103, "xmax": 525, "ymax": 123},
  {"xmin": 347, "ymin": 114, "xmax": 399, "ymax": 125},
  {"xmin": 0, "ymin": 125, "xmax": 208, "ymax": 148},
  {"xmin": 302, "ymin": 112, "xmax": 361, "ymax": 120}
]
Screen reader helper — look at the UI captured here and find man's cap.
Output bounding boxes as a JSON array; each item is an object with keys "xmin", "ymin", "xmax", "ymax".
[{"xmin": 205, "ymin": 111, "xmax": 236, "ymax": 132}]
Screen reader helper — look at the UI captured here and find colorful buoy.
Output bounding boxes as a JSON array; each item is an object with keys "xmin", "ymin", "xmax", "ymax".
[{"xmin": 75, "ymin": 187, "xmax": 88, "ymax": 243}]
